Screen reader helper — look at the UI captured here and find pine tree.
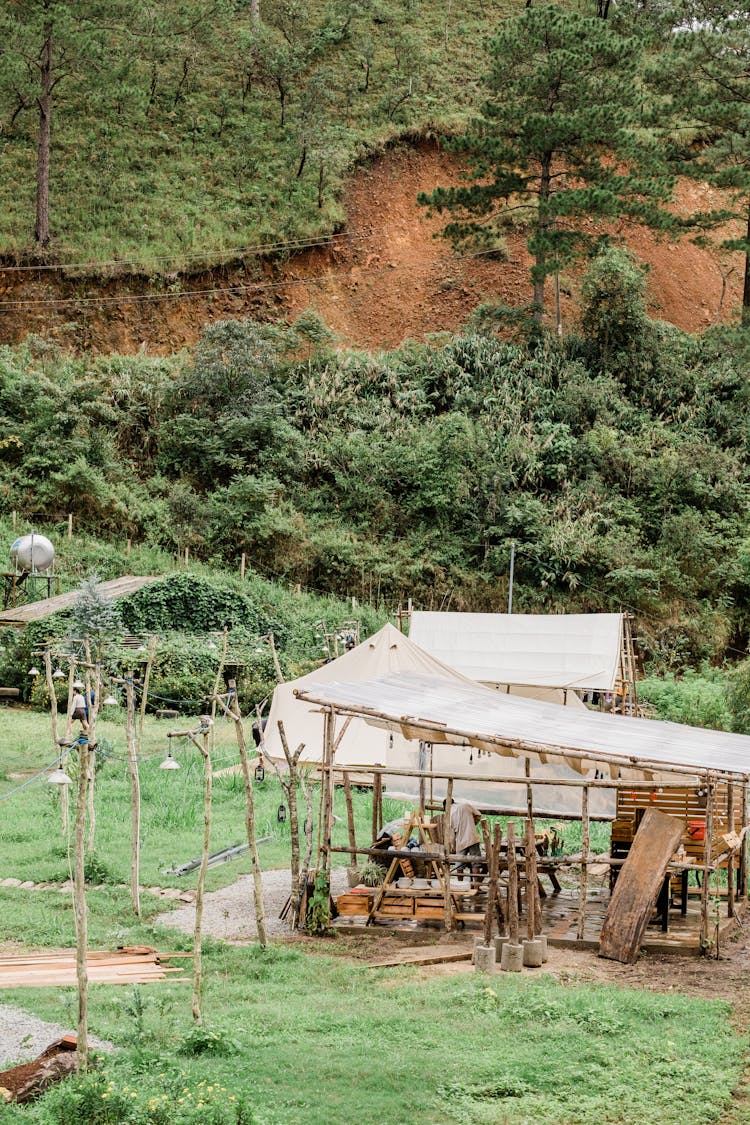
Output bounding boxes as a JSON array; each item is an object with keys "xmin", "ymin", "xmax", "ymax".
[
  {"xmin": 421, "ymin": 5, "xmax": 674, "ymax": 325},
  {"xmin": 651, "ymin": 2, "xmax": 750, "ymax": 325},
  {"xmin": 68, "ymin": 573, "xmax": 122, "ymax": 656}
]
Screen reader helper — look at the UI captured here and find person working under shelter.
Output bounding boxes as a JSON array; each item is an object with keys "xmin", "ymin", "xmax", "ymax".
[{"xmin": 443, "ymin": 798, "xmax": 484, "ymax": 882}]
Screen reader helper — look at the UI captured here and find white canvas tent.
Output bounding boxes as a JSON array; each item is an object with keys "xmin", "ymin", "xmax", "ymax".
[
  {"xmin": 262, "ymin": 624, "xmax": 613, "ymax": 817},
  {"xmin": 410, "ymin": 611, "xmax": 624, "ymax": 692}
]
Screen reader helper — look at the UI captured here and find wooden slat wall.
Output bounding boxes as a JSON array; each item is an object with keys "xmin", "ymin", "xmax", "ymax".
[{"xmin": 615, "ymin": 783, "xmax": 741, "ymax": 861}]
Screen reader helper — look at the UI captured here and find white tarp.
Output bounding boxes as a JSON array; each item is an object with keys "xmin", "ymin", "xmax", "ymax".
[
  {"xmin": 263, "ymin": 624, "xmax": 613, "ymax": 817},
  {"xmin": 296, "ymin": 671, "xmax": 750, "ymax": 780},
  {"xmin": 410, "ymin": 611, "xmax": 624, "ymax": 691}
]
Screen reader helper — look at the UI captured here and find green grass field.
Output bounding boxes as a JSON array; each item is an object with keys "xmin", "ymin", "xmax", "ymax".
[{"xmin": 0, "ymin": 706, "xmax": 744, "ymax": 1125}]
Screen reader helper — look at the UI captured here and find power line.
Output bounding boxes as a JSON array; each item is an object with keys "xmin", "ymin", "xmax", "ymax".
[
  {"xmin": 0, "ymin": 248, "xmax": 501, "ymax": 311},
  {"xmin": 0, "ymin": 749, "xmax": 71, "ymax": 802}
]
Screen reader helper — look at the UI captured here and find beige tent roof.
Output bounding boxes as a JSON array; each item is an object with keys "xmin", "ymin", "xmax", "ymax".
[
  {"xmin": 410, "ymin": 611, "xmax": 624, "ymax": 691},
  {"xmin": 262, "ymin": 624, "xmax": 612, "ymax": 817}
]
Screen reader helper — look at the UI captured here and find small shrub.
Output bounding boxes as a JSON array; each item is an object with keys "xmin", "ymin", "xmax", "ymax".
[
  {"xmin": 178, "ymin": 1024, "xmax": 242, "ymax": 1057},
  {"xmin": 356, "ymin": 859, "xmax": 387, "ymax": 887}
]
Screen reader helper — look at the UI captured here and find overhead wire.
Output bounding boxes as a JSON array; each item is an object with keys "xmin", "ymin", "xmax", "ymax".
[
  {"xmin": 0, "ymin": 247, "xmax": 503, "ymax": 311},
  {"xmin": 0, "ymin": 748, "xmax": 71, "ymax": 802}
]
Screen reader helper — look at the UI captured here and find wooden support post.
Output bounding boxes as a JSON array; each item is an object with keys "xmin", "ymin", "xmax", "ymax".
[
  {"xmin": 125, "ymin": 674, "xmax": 140, "ymax": 917},
  {"xmin": 11, "ymin": 510, "xmax": 16, "ymax": 531},
  {"xmin": 320, "ymin": 708, "xmax": 335, "ymax": 880},
  {"xmin": 343, "ymin": 772, "xmax": 357, "ymax": 865},
  {"xmin": 125, "ymin": 538, "xmax": 131, "ymax": 557},
  {"xmin": 443, "ymin": 779, "xmax": 454, "ymax": 932},
  {"xmin": 229, "ymin": 679, "xmax": 266, "ymax": 946},
  {"xmin": 184, "ymin": 546, "xmax": 189, "ymax": 565},
  {"xmin": 372, "ymin": 772, "xmax": 382, "ymax": 843},
  {"xmin": 43, "ymin": 647, "xmax": 66, "ymax": 834},
  {"xmin": 576, "ymin": 784, "xmax": 590, "ymax": 942},
  {"xmin": 525, "ymin": 820, "xmax": 535, "ymax": 940},
  {"xmin": 192, "ymin": 726, "xmax": 212, "ymax": 1022},
  {"xmin": 507, "ymin": 822, "xmax": 519, "ymax": 946},
  {"xmin": 83, "ymin": 645, "xmax": 100, "ymax": 854},
  {"xmin": 73, "ymin": 735, "xmax": 89, "ymax": 1071},
  {"xmin": 728, "ymin": 782, "xmax": 736, "ymax": 918},
  {"xmin": 741, "ymin": 783, "xmax": 748, "ymax": 900},
  {"xmin": 525, "ymin": 757, "xmax": 533, "ymax": 821},
  {"xmin": 240, "ymin": 552, "xmax": 246, "ymax": 579},
  {"xmin": 67, "ymin": 513, "xmax": 73, "ymax": 540},
  {"xmin": 700, "ymin": 776, "xmax": 716, "ymax": 953},
  {"xmin": 277, "ymin": 720, "xmax": 304, "ymax": 892}
]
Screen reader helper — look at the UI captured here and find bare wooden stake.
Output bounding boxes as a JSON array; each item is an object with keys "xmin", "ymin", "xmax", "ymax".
[
  {"xmin": 67, "ymin": 513, "xmax": 73, "ymax": 540},
  {"xmin": 73, "ymin": 736, "xmax": 90, "ymax": 1071},
  {"xmin": 728, "ymin": 781, "xmax": 736, "ymax": 918},
  {"xmin": 741, "ymin": 782, "xmax": 748, "ymax": 899},
  {"xmin": 240, "ymin": 552, "xmax": 246, "ymax": 579},
  {"xmin": 125, "ymin": 538, "xmax": 131, "ymax": 557},
  {"xmin": 191, "ymin": 725, "xmax": 212, "ymax": 1022},
  {"xmin": 228, "ymin": 678, "xmax": 266, "ymax": 946},
  {"xmin": 507, "ymin": 822, "xmax": 519, "ymax": 945},
  {"xmin": 277, "ymin": 720, "xmax": 305, "ymax": 891},
  {"xmin": 525, "ymin": 757, "xmax": 533, "ymax": 821},
  {"xmin": 700, "ymin": 776, "xmax": 716, "ymax": 952},
  {"xmin": 443, "ymin": 778, "xmax": 454, "ymax": 932},
  {"xmin": 343, "ymin": 772, "xmax": 357, "ymax": 864},
  {"xmin": 525, "ymin": 820, "xmax": 535, "ymax": 940},
  {"xmin": 125, "ymin": 674, "xmax": 140, "ymax": 917},
  {"xmin": 268, "ymin": 631, "xmax": 285, "ymax": 684},
  {"xmin": 576, "ymin": 784, "xmax": 590, "ymax": 942},
  {"xmin": 372, "ymin": 772, "xmax": 382, "ymax": 843}
]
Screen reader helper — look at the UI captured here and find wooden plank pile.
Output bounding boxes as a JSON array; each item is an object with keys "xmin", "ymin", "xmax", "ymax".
[{"xmin": 0, "ymin": 946, "xmax": 190, "ymax": 988}]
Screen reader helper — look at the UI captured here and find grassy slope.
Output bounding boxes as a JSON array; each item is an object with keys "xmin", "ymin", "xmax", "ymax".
[{"xmin": 0, "ymin": 0, "xmax": 514, "ymax": 267}]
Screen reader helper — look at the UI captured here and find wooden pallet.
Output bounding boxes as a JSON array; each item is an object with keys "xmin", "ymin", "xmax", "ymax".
[{"xmin": 0, "ymin": 947, "xmax": 191, "ymax": 988}]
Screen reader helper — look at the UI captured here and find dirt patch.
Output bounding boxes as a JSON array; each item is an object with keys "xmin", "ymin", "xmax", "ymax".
[{"xmin": 0, "ymin": 143, "xmax": 742, "ymax": 354}]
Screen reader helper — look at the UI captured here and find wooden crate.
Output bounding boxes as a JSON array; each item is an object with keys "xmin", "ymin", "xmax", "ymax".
[{"xmin": 336, "ymin": 893, "xmax": 373, "ymax": 916}]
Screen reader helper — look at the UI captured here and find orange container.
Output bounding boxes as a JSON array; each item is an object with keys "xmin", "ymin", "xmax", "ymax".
[{"xmin": 688, "ymin": 821, "xmax": 706, "ymax": 841}]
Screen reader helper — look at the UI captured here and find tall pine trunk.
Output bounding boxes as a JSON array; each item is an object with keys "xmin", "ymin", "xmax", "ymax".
[
  {"xmin": 742, "ymin": 200, "xmax": 750, "ymax": 328},
  {"xmin": 35, "ymin": 28, "xmax": 52, "ymax": 248},
  {"xmin": 532, "ymin": 152, "xmax": 553, "ymax": 324}
]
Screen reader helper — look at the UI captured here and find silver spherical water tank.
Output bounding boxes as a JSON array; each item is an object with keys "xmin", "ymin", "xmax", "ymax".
[{"xmin": 10, "ymin": 534, "xmax": 55, "ymax": 574}]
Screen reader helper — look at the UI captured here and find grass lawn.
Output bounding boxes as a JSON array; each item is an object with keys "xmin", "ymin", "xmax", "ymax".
[
  {"xmin": 1, "ymin": 706, "xmax": 738, "ymax": 1125},
  {"xmin": 0, "ymin": 924, "xmax": 743, "ymax": 1125}
]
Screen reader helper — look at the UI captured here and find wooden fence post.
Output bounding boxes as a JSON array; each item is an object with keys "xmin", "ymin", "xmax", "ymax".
[
  {"xmin": 507, "ymin": 822, "xmax": 519, "ymax": 946},
  {"xmin": 576, "ymin": 784, "xmax": 590, "ymax": 942}
]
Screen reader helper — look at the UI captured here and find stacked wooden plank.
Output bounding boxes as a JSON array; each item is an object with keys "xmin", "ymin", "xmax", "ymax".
[{"xmin": 0, "ymin": 947, "xmax": 190, "ymax": 988}]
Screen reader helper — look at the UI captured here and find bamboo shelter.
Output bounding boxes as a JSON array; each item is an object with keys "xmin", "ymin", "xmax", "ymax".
[{"xmin": 296, "ymin": 671, "xmax": 750, "ymax": 958}]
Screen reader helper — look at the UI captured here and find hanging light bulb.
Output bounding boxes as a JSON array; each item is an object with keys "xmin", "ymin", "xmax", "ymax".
[
  {"xmin": 52, "ymin": 667, "xmax": 65, "ymax": 680},
  {"xmin": 103, "ymin": 694, "xmax": 118, "ymax": 706},
  {"xmin": 28, "ymin": 666, "xmax": 40, "ymax": 677},
  {"xmin": 47, "ymin": 767, "xmax": 73, "ymax": 786},
  {"xmin": 159, "ymin": 751, "xmax": 181, "ymax": 771}
]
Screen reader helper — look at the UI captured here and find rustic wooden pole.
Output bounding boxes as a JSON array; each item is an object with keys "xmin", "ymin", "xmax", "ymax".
[
  {"xmin": 125, "ymin": 538, "xmax": 132, "ymax": 557},
  {"xmin": 741, "ymin": 782, "xmax": 748, "ymax": 900},
  {"xmin": 371, "ymin": 772, "xmax": 382, "ymax": 843},
  {"xmin": 67, "ymin": 513, "xmax": 73, "ymax": 540},
  {"xmin": 525, "ymin": 820, "xmax": 535, "ymax": 940},
  {"xmin": 137, "ymin": 636, "xmax": 157, "ymax": 751},
  {"xmin": 192, "ymin": 725, "xmax": 212, "ymax": 1022},
  {"xmin": 73, "ymin": 734, "xmax": 90, "ymax": 1070},
  {"xmin": 343, "ymin": 772, "xmax": 357, "ymax": 863},
  {"xmin": 83, "ymin": 646, "xmax": 100, "ymax": 854},
  {"xmin": 319, "ymin": 708, "xmax": 335, "ymax": 879},
  {"xmin": 443, "ymin": 778, "xmax": 454, "ymax": 932},
  {"xmin": 727, "ymin": 781, "xmax": 736, "ymax": 919},
  {"xmin": 11, "ymin": 510, "xmax": 16, "ymax": 531},
  {"xmin": 125, "ymin": 673, "xmax": 140, "ymax": 917},
  {"xmin": 228, "ymin": 679, "xmax": 267, "ymax": 946},
  {"xmin": 268, "ymin": 631, "xmax": 285, "ymax": 684},
  {"xmin": 700, "ymin": 776, "xmax": 716, "ymax": 952},
  {"xmin": 576, "ymin": 783, "xmax": 590, "ymax": 942},
  {"xmin": 507, "ymin": 822, "xmax": 519, "ymax": 946},
  {"xmin": 43, "ymin": 647, "xmax": 66, "ymax": 834},
  {"xmin": 277, "ymin": 720, "xmax": 304, "ymax": 890},
  {"xmin": 525, "ymin": 757, "xmax": 533, "ymax": 821},
  {"xmin": 240, "ymin": 552, "xmax": 246, "ymax": 579}
]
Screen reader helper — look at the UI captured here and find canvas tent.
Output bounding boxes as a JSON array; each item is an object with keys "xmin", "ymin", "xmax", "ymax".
[
  {"xmin": 262, "ymin": 624, "xmax": 613, "ymax": 817},
  {"xmin": 409, "ymin": 611, "xmax": 625, "ymax": 693}
]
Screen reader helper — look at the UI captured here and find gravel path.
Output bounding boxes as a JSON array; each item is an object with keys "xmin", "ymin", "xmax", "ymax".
[
  {"xmin": 0, "ymin": 1007, "xmax": 110, "ymax": 1069},
  {"xmin": 155, "ymin": 866, "xmax": 349, "ymax": 942}
]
